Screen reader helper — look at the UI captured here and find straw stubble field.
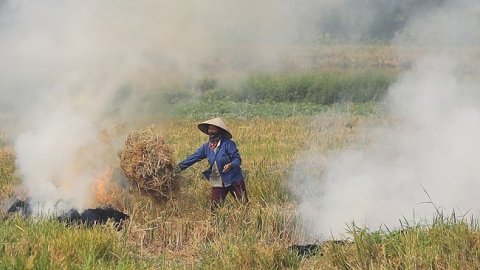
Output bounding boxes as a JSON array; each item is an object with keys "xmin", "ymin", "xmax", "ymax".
[
  {"xmin": 2, "ymin": 112, "xmax": 480, "ymax": 269},
  {"xmin": 113, "ymin": 115, "xmax": 383, "ymax": 269},
  {"xmin": 0, "ymin": 112, "xmax": 386, "ymax": 269}
]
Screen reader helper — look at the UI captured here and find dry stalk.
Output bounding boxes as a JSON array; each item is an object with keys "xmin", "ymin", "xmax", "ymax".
[{"xmin": 118, "ymin": 125, "xmax": 180, "ymax": 202}]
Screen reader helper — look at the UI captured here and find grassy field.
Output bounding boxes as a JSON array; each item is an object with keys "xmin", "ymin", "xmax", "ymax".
[
  {"xmin": 2, "ymin": 44, "xmax": 480, "ymax": 269},
  {"xmin": 2, "ymin": 102, "xmax": 480, "ymax": 269}
]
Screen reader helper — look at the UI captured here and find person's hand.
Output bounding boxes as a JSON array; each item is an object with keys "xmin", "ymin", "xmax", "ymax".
[{"xmin": 222, "ymin": 163, "xmax": 233, "ymax": 173}]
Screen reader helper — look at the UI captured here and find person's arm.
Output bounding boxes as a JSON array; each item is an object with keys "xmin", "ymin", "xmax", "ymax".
[
  {"xmin": 223, "ymin": 140, "xmax": 241, "ymax": 172},
  {"xmin": 178, "ymin": 144, "xmax": 207, "ymax": 171}
]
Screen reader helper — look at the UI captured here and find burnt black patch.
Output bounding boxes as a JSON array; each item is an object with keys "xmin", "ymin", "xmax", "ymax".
[
  {"xmin": 288, "ymin": 240, "xmax": 351, "ymax": 257},
  {"xmin": 57, "ymin": 207, "xmax": 130, "ymax": 230},
  {"xmin": 4, "ymin": 198, "xmax": 129, "ymax": 230},
  {"xmin": 288, "ymin": 244, "xmax": 321, "ymax": 256},
  {"xmin": 3, "ymin": 198, "xmax": 31, "ymax": 220}
]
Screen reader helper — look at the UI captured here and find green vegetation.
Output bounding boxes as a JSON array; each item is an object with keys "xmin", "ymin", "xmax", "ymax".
[
  {"xmin": 172, "ymin": 101, "xmax": 388, "ymax": 120},
  {"xmin": 0, "ymin": 217, "xmax": 141, "ymax": 269},
  {"xmin": 235, "ymin": 70, "xmax": 394, "ymax": 104},
  {"xmin": 161, "ymin": 70, "xmax": 397, "ymax": 107}
]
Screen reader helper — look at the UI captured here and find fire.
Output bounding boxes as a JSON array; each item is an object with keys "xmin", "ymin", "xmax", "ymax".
[{"xmin": 91, "ymin": 167, "xmax": 123, "ymax": 210}]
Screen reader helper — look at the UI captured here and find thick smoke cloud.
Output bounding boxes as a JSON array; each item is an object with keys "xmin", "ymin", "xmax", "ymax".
[
  {"xmin": 290, "ymin": 0, "xmax": 480, "ymax": 241},
  {"xmin": 0, "ymin": 0, "xmax": 308, "ymax": 215},
  {"xmin": 1, "ymin": 0, "xmax": 476, "ymax": 225}
]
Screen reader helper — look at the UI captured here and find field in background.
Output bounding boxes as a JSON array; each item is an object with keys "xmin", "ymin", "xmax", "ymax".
[{"xmin": 130, "ymin": 44, "xmax": 480, "ymax": 118}]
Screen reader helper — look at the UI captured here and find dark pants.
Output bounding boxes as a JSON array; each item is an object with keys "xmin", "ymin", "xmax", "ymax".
[{"xmin": 211, "ymin": 179, "xmax": 248, "ymax": 208}]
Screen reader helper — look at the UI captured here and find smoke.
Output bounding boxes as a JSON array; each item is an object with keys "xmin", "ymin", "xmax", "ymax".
[
  {"xmin": 290, "ymin": 0, "xmax": 480, "ymax": 240},
  {"xmin": 0, "ymin": 0, "xmax": 476, "ymax": 223},
  {"xmin": 0, "ymin": 0, "xmax": 320, "ymax": 215}
]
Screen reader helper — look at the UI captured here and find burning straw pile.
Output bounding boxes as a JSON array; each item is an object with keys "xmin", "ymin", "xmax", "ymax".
[{"xmin": 118, "ymin": 125, "xmax": 180, "ymax": 201}]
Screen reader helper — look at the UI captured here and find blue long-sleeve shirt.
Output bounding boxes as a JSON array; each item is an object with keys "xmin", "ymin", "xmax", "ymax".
[{"xmin": 178, "ymin": 138, "xmax": 244, "ymax": 185}]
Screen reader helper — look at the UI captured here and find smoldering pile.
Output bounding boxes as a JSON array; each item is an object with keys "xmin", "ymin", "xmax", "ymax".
[
  {"xmin": 3, "ymin": 198, "xmax": 129, "ymax": 230},
  {"xmin": 118, "ymin": 125, "xmax": 180, "ymax": 202}
]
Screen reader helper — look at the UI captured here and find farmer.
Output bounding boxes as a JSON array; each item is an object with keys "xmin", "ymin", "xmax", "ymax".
[{"xmin": 178, "ymin": 117, "xmax": 248, "ymax": 210}]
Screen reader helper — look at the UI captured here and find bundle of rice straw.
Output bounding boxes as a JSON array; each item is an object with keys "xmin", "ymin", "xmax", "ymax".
[{"xmin": 118, "ymin": 125, "xmax": 179, "ymax": 201}]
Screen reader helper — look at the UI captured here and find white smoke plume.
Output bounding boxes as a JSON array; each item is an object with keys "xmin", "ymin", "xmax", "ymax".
[
  {"xmin": 0, "ymin": 0, "xmax": 311, "ymax": 215},
  {"xmin": 290, "ymin": 0, "xmax": 480, "ymax": 241}
]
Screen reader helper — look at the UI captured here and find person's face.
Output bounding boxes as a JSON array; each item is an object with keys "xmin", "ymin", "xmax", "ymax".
[{"xmin": 208, "ymin": 125, "xmax": 219, "ymax": 135}]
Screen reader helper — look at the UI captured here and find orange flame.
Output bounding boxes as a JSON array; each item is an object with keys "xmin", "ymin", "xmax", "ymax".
[{"xmin": 91, "ymin": 167, "xmax": 124, "ymax": 211}]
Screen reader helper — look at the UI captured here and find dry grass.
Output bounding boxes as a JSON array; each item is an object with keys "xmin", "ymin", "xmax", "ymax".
[
  {"xmin": 114, "ymin": 115, "xmax": 371, "ymax": 268},
  {"xmin": 118, "ymin": 125, "xmax": 180, "ymax": 202},
  {"xmin": 194, "ymin": 44, "xmax": 480, "ymax": 76},
  {"xmin": 0, "ymin": 147, "xmax": 21, "ymax": 205},
  {"xmin": 3, "ymin": 111, "xmax": 480, "ymax": 269}
]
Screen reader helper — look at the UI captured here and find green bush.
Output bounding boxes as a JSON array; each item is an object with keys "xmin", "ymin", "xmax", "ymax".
[
  {"xmin": 152, "ymin": 70, "xmax": 397, "ymax": 117},
  {"xmin": 196, "ymin": 77, "xmax": 218, "ymax": 92},
  {"xmin": 242, "ymin": 70, "xmax": 396, "ymax": 104}
]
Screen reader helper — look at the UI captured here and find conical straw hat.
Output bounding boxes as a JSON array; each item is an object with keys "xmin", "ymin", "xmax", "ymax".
[{"xmin": 198, "ymin": 117, "xmax": 232, "ymax": 139}]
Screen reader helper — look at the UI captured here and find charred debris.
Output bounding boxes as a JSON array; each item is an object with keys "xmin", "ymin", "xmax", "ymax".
[
  {"xmin": 288, "ymin": 240, "xmax": 351, "ymax": 257},
  {"xmin": 3, "ymin": 198, "xmax": 129, "ymax": 230}
]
